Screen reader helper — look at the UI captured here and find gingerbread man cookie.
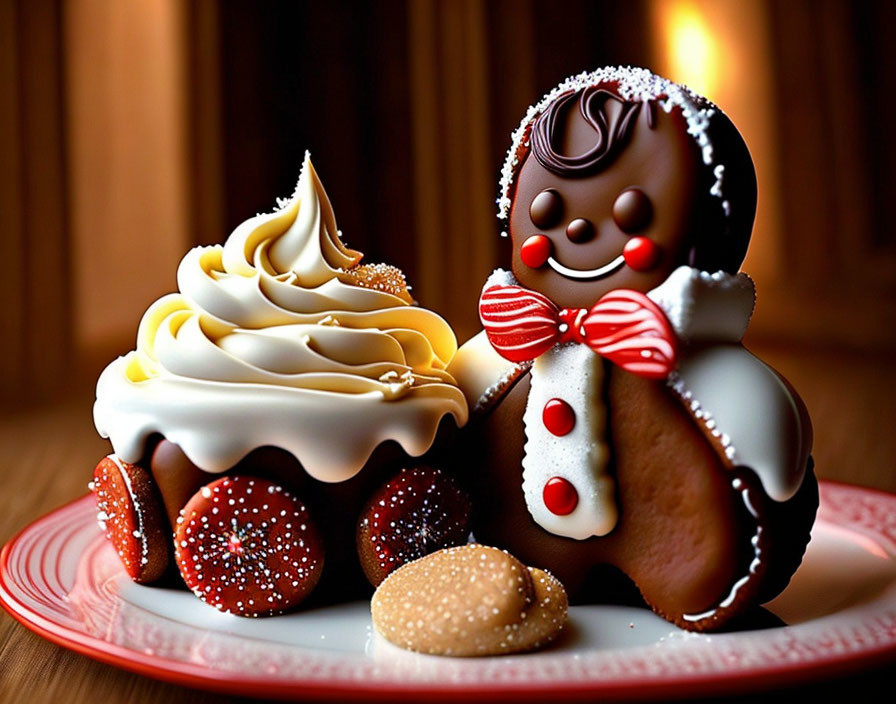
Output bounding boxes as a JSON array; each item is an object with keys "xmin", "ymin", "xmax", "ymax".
[{"xmin": 449, "ymin": 67, "xmax": 818, "ymax": 631}]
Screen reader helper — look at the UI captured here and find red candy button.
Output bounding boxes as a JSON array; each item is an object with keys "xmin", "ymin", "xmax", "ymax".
[
  {"xmin": 543, "ymin": 398, "xmax": 575, "ymax": 436},
  {"xmin": 520, "ymin": 235, "xmax": 552, "ymax": 268},
  {"xmin": 543, "ymin": 477, "xmax": 578, "ymax": 515},
  {"xmin": 623, "ymin": 236, "xmax": 660, "ymax": 271}
]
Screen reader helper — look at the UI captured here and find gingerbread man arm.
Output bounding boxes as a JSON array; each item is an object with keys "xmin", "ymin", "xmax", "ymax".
[
  {"xmin": 449, "ymin": 329, "xmax": 526, "ymax": 413},
  {"xmin": 673, "ymin": 346, "xmax": 813, "ymax": 502},
  {"xmin": 650, "ymin": 266, "xmax": 813, "ymax": 502}
]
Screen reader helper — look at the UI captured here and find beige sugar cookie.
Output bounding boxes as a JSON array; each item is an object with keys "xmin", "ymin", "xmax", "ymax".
[{"xmin": 371, "ymin": 543, "xmax": 567, "ymax": 656}]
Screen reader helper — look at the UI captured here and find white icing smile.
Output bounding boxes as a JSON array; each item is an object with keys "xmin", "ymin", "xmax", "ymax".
[{"xmin": 547, "ymin": 254, "xmax": 625, "ymax": 280}]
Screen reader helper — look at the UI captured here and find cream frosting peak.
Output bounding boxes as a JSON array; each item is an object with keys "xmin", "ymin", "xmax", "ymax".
[
  {"xmin": 95, "ymin": 154, "xmax": 467, "ymax": 480},
  {"xmin": 223, "ymin": 153, "xmax": 361, "ymax": 286}
]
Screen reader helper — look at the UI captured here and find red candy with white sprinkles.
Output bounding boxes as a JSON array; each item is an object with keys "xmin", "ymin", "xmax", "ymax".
[
  {"xmin": 174, "ymin": 475, "xmax": 324, "ymax": 617},
  {"xmin": 357, "ymin": 466, "xmax": 471, "ymax": 586},
  {"xmin": 91, "ymin": 455, "xmax": 170, "ymax": 584}
]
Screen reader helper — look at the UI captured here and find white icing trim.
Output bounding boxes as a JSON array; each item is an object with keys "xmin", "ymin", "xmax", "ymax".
[
  {"xmin": 546, "ymin": 255, "xmax": 625, "ymax": 280},
  {"xmin": 682, "ymin": 477, "xmax": 763, "ymax": 624},
  {"xmin": 521, "ymin": 344, "xmax": 617, "ymax": 539},
  {"xmin": 650, "ymin": 268, "xmax": 810, "ymax": 502},
  {"xmin": 647, "ymin": 266, "xmax": 755, "ymax": 342},
  {"xmin": 667, "ymin": 372, "xmax": 738, "ymax": 462},
  {"xmin": 103, "ymin": 454, "xmax": 150, "ymax": 568},
  {"xmin": 473, "ymin": 362, "xmax": 529, "ymax": 414},
  {"xmin": 669, "ymin": 345, "xmax": 811, "ymax": 502},
  {"xmin": 483, "ymin": 267, "xmax": 518, "ymax": 290}
]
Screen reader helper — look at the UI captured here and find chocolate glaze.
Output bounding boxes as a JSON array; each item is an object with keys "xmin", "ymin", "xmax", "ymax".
[
  {"xmin": 531, "ymin": 87, "xmax": 643, "ymax": 177},
  {"xmin": 565, "ymin": 218, "xmax": 594, "ymax": 243}
]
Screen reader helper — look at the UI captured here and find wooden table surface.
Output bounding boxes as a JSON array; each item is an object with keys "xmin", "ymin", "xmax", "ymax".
[{"xmin": 1, "ymin": 343, "xmax": 894, "ymax": 703}]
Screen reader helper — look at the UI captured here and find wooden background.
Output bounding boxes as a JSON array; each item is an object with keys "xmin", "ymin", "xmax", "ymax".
[{"xmin": 1, "ymin": 0, "xmax": 894, "ymax": 700}]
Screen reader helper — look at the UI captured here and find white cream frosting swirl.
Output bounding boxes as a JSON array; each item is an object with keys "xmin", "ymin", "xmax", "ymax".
[{"xmin": 94, "ymin": 154, "xmax": 468, "ymax": 482}]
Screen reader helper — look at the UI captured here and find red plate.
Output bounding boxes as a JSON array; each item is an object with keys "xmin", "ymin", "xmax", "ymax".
[{"xmin": 2, "ymin": 482, "xmax": 895, "ymax": 701}]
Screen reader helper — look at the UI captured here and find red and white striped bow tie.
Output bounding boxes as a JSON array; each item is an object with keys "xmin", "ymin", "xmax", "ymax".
[{"xmin": 479, "ymin": 284, "xmax": 677, "ymax": 379}]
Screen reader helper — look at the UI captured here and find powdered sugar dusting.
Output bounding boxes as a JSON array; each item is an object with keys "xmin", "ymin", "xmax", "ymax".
[
  {"xmin": 91, "ymin": 455, "xmax": 151, "ymax": 574},
  {"xmin": 174, "ymin": 476, "xmax": 324, "ymax": 617}
]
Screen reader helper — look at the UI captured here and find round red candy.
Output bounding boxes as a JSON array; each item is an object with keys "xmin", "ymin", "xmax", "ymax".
[
  {"xmin": 623, "ymin": 236, "xmax": 660, "ymax": 271},
  {"xmin": 543, "ymin": 477, "xmax": 579, "ymax": 516},
  {"xmin": 357, "ymin": 466, "xmax": 471, "ymax": 586},
  {"xmin": 91, "ymin": 455, "xmax": 170, "ymax": 584},
  {"xmin": 543, "ymin": 398, "xmax": 575, "ymax": 436},
  {"xmin": 175, "ymin": 476, "xmax": 324, "ymax": 617},
  {"xmin": 520, "ymin": 234, "xmax": 552, "ymax": 268}
]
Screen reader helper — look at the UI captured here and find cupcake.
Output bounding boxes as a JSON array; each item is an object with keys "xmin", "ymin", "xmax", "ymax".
[{"xmin": 91, "ymin": 154, "xmax": 470, "ymax": 616}]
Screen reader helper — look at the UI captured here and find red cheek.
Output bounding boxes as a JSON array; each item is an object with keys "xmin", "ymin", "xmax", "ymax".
[
  {"xmin": 520, "ymin": 235, "xmax": 552, "ymax": 269},
  {"xmin": 623, "ymin": 237, "xmax": 660, "ymax": 272}
]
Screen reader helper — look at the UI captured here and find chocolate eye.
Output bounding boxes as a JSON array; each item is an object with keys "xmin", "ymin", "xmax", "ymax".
[
  {"xmin": 530, "ymin": 189, "xmax": 562, "ymax": 228},
  {"xmin": 612, "ymin": 188, "xmax": 653, "ymax": 234},
  {"xmin": 566, "ymin": 218, "xmax": 594, "ymax": 243}
]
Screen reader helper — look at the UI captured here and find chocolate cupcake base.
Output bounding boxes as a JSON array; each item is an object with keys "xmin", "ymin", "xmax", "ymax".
[{"xmin": 120, "ymin": 415, "xmax": 466, "ymax": 608}]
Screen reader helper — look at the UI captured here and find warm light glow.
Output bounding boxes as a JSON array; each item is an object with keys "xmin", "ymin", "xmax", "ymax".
[
  {"xmin": 658, "ymin": 2, "xmax": 720, "ymax": 99},
  {"xmin": 649, "ymin": 0, "xmax": 783, "ymax": 290}
]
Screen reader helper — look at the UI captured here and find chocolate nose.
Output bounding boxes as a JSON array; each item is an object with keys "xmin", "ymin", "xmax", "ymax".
[{"xmin": 566, "ymin": 218, "xmax": 594, "ymax": 243}]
